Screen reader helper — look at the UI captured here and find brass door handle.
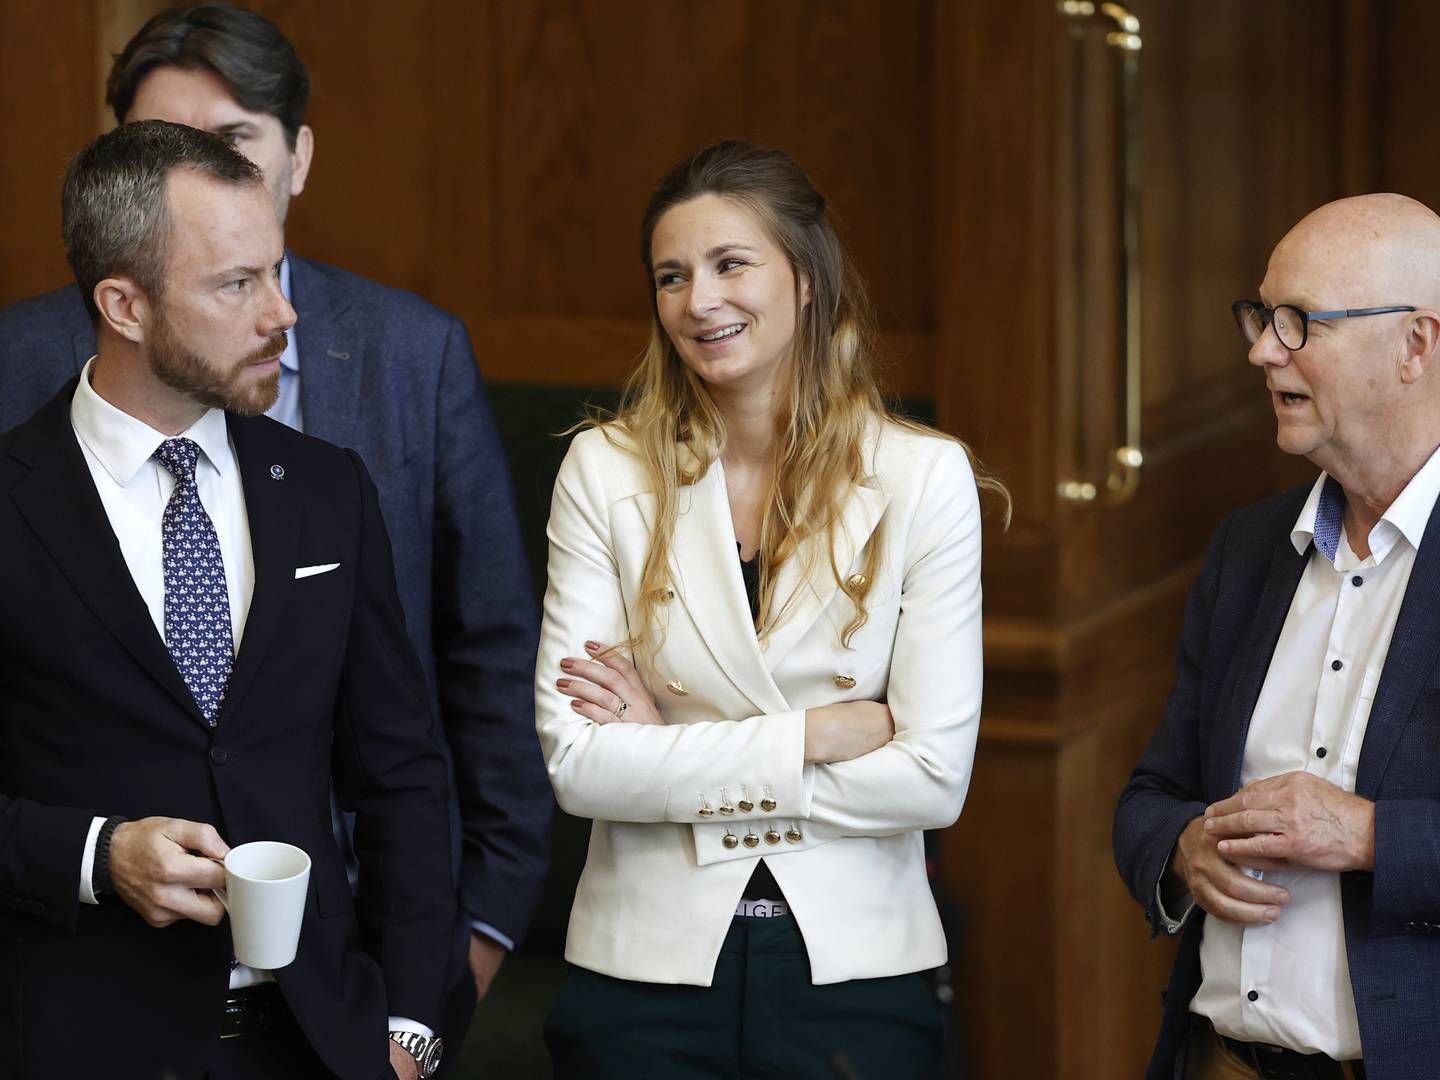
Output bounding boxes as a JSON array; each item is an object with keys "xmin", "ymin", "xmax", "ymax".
[{"xmin": 1057, "ymin": 1, "xmax": 1143, "ymax": 505}]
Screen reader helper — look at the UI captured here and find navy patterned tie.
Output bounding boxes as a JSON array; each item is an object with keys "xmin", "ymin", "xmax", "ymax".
[
  {"xmin": 1314, "ymin": 475, "xmax": 1346, "ymax": 563},
  {"xmin": 154, "ymin": 438, "xmax": 233, "ymax": 726}
]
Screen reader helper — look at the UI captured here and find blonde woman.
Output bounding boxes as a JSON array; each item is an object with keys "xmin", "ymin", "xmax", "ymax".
[{"xmin": 537, "ymin": 140, "xmax": 999, "ymax": 1078}]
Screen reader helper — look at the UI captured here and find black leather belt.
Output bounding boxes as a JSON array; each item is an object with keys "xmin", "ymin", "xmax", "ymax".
[
  {"xmin": 221, "ymin": 983, "xmax": 286, "ymax": 1039},
  {"xmin": 1220, "ymin": 1033, "xmax": 1365, "ymax": 1080}
]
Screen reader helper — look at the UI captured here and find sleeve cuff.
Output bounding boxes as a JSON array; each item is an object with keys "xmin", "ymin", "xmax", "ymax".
[
  {"xmin": 470, "ymin": 919, "xmax": 515, "ymax": 952},
  {"xmin": 388, "ymin": 1017, "xmax": 435, "ymax": 1038},
  {"xmin": 78, "ymin": 815, "xmax": 106, "ymax": 905},
  {"xmin": 1154, "ymin": 876, "xmax": 1196, "ymax": 934}
]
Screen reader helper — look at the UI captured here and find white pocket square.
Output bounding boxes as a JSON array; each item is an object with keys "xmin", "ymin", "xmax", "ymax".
[{"xmin": 294, "ymin": 563, "xmax": 340, "ymax": 579}]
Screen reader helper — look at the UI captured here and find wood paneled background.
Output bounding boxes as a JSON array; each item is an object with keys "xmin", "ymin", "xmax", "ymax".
[{"xmin": 5, "ymin": 1, "xmax": 1440, "ymax": 1076}]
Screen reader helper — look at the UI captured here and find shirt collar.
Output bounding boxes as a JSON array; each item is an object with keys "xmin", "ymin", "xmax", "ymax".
[
  {"xmin": 70, "ymin": 357, "xmax": 236, "ymax": 486},
  {"xmin": 278, "ymin": 256, "xmax": 299, "ymax": 374},
  {"xmin": 1290, "ymin": 442, "xmax": 1440, "ymax": 562}
]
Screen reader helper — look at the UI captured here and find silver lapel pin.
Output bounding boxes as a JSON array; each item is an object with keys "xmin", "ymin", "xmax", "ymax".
[{"xmin": 270, "ymin": 464, "xmax": 285, "ymax": 480}]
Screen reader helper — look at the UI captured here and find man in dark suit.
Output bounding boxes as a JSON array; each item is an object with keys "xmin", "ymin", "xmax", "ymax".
[
  {"xmin": 0, "ymin": 120, "xmax": 452, "ymax": 1077},
  {"xmin": 0, "ymin": 6, "xmax": 551, "ymax": 1054},
  {"xmin": 1115, "ymin": 194, "xmax": 1440, "ymax": 1080}
]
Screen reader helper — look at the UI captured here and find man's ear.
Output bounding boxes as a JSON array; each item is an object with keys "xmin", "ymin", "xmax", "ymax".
[
  {"xmin": 1399, "ymin": 310, "xmax": 1440, "ymax": 384},
  {"xmin": 289, "ymin": 125, "xmax": 314, "ymax": 197},
  {"xmin": 94, "ymin": 277, "xmax": 151, "ymax": 345}
]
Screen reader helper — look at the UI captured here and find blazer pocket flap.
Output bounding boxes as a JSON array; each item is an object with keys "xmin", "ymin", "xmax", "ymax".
[{"xmin": 294, "ymin": 563, "xmax": 341, "ymax": 580}]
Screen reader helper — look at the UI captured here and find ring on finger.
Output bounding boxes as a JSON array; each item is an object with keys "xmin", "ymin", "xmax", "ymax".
[{"xmin": 612, "ymin": 699, "xmax": 629, "ymax": 718}]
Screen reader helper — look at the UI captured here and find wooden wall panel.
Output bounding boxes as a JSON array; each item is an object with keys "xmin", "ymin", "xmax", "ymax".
[
  {"xmin": 746, "ymin": 0, "xmax": 933, "ymax": 334},
  {"xmin": 1378, "ymin": 0, "xmax": 1440, "ymax": 207},
  {"xmin": 0, "ymin": 1, "xmax": 98, "ymax": 304},
  {"xmin": 229, "ymin": 0, "xmax": 936, "ymax": 396}
]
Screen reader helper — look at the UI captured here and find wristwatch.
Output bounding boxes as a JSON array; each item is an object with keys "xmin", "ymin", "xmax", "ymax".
[
  {"xmin": 92, "ymin": 816, "xmax": 127, "ymax": 897},
  {"xmin": 388, "ymin": 1031, "xmax": 444, "ymax": 1078}
]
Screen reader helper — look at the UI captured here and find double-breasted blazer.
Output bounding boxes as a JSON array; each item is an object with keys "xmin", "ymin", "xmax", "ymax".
[
  {"xmin": 1114, "ymin": 484, "xmax": 1440, "ymax": 1080},
  {"xmin": 0, "ymin": 385, "xmax": 455, "ymax": 1079},
  {"xmin": 536, "ymin": 421, "xmax": 984, "ymax": 986}
]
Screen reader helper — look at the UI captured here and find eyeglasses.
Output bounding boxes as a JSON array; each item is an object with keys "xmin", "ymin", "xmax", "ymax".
[{"xmin": 1232, "ymin": 299, "xmax": 1416, "ymax": 351}]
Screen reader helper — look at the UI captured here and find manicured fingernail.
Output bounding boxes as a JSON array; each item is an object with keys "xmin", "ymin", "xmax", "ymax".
[
  {"xmin": 1204, "ymin": 818, "xmax": 1215, "ymax": 830},
  {"xmin": 585, "ymin": 641, "xmax": 601, "ymax": 652},
  {"xmin": 1265, "ymin": 907, "xmax": 1279, "ymax": 921},
  {"xmin": 1218, "ymin": 840, "xmax": 1230, "ymax": 852},
  {"xmin": 557, "ymin": 678, "xmax": 570, "ymax": 689},
  {"xmin": 571, "ymin": 699, "xmax": 583, "ymax": 711},
  {"xmin": 560, "ymin": 658, "xmax": 575, "ymax": 671}
]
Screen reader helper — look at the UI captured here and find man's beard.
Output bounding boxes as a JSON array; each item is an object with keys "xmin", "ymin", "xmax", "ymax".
[{"xmin": 148, "ymin": 314, "xmax": 285, "ymax": 417}]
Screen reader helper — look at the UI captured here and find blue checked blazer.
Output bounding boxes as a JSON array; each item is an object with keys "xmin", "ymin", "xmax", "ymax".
[
  {"xmin": 0, "ymin": 257, "xmax": 551, "ymax": 952},
  {"xmin": 1114, "ymin": 482, "xmax": 1440, "ymax": 1080}
]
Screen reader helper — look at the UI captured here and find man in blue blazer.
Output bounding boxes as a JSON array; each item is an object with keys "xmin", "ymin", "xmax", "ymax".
[
  {"xmin": 0, "ymin": 5, "xmax": 550, "ymax": 1056},
  {"xmin": 1115, "ymin": 194, "xmax": 1440, "ymax": 1080}
]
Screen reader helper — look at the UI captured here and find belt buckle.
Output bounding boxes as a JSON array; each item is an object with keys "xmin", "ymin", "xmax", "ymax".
[
  {"xmin": 220, "ymin": 988, "xmax": 272, "ymax": 1039},
  {"xmin": 735, "ymin": 898, "xmax": 788, "ymax": 919},
  {"xmin": 1251, "ymin": 1042, "xmax": 1327, "ymax": 1080}
]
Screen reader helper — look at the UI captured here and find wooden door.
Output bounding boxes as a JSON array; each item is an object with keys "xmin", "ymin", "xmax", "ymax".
[{"xmin": 936, "ymin": 2, "xmax": 1379, "ymax": 1076}]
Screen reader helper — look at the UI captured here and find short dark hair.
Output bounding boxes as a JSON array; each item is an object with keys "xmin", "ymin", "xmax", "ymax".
[
  {"xmin": 107, "ymin": 4, "xmax": 310, "ymax": 147},
  {"xmin": 62, "ymin": 119, "xmax": 264, "ymax": 325}
]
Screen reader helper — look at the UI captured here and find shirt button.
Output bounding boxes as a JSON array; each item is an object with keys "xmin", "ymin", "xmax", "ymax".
[
  {"xmin": 209, "ymin": 747, "xmax": 228, "ymax": 765},
  {"xmin": 1247, "ymin": 990, "xmax": 1259, "ymax": 1002},
  {"xmin": 1316, "ymin": 746, "xmax": 1327, "ymax": 759},
  {"xmin": 1331, "ymin": 659, "xmax": 1343, "ymax": 671},
  {"xmin": 1352, "ymin": 575, "xmax": 1364, "ymax": 586}
]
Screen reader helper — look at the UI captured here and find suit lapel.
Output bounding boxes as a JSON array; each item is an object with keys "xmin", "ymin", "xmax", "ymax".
[
  {"xmin": 219, "ymin": 415, "xmax": 300, "ymax": 723},
  {"xmin": 1354, "ymin": 501, "xmax": 1440, "ymax": 796},
  {"xmin": 761, "ymin": 481, "xmax": 891, "ymax": 671},
  {"xmin": 289, "ymin": 256, "xmax": 362, "ymax": 449},
  {"xmin": 7, "ymin": 390, "xmax": 203, "ymax": 723},
  {"xmin": 1211, "ymin": 532, "xmax": 1308, "ymax": 797},
  {"xmin": 665, "ymin": 458, "xmax": 790, "ymax": 715}
]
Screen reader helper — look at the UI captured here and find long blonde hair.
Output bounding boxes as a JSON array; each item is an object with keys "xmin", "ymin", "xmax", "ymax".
[{"xmin": 590, "ymin": 140, "xmax": 1006, "ymax": 650}]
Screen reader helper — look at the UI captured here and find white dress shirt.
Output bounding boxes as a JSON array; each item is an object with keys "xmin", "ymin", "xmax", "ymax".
[
  {"xmin": 1187, "ymin": 445, "xmax": 1440, "ymax": 1057},
  {"xmin": 69, "ymin": 358, "xmax": 261, "ymax": 984}
]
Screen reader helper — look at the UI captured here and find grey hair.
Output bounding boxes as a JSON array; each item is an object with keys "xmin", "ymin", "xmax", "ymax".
[{"xmin": 61, "ymin": 118, "xmax": 263, "ymax": 325}]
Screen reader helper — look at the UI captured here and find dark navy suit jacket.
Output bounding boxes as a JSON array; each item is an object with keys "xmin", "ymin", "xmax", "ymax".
[
  {"xmin": 0, "ymin": 257, "xmax": 551, "ymax": 954},
  {"xmin": 0, "ymin": 391, "xmax": 454, "ymax": 1077},
  {"xmin": 1114, "ymin": 483, "xmax": 1440, "ymax": 1080}
]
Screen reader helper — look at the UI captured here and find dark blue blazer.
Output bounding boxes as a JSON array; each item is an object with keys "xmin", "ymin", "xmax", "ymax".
[
  {"xmin": 0, "ymin": 257, "xmax": 551, "ymax": 950},
  {"xmin": 0, "ymin": 389, "xmax": 454, "ymax": 1077},
  {"xmin": 1114, "ymin": 483, "xmax": 1440, "ymax": 1080}
]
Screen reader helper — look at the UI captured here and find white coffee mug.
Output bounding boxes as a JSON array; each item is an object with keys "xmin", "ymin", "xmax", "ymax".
[{"xmin": 215, "ymin": 841, "xmax": 311, "ymax": 970}]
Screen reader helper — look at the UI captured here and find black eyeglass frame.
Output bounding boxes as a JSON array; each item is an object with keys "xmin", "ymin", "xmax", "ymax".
[{"xmin": 1231, "ymin": 300, "xmax": 1417, "ymax": 351}]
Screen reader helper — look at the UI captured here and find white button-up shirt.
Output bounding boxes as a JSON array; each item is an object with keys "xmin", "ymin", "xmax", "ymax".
[
  {"xmin": 1190, "ymin": 444, "xmax": 1440, "ymax": 1058},
  {"xmin": 69, "ymin": 357, "xmax": 268, "ymax": 986}
]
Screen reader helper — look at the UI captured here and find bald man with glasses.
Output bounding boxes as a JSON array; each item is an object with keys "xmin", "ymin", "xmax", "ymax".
[{"xmin": 1115, "ymin": 193, "xmax": 1440, "ymax": 1080}]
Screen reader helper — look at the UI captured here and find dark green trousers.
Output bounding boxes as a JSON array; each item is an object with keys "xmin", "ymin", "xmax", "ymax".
[{"xmin": 544, "ymin": 914, "xmax": 944, "ymax": 1079}]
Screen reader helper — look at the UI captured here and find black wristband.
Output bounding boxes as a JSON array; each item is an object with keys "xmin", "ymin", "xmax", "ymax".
[{"xmin": 93, "ymin": 816, "xmax": 127, "ymax": 897}]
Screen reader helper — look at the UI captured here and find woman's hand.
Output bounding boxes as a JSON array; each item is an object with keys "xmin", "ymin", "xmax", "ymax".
[
  {"xmin": 804, "ymin": 701, "xmax": 894, "ymax": 763},
  {"xmin": 557, "ymin": 641, "xmax": 663, "ymax": 725}
]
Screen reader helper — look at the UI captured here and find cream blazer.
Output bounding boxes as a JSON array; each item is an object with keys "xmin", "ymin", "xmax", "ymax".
[{"xmin": 536, "ymin": 420, "xmax": 983, "ymax": 986}]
